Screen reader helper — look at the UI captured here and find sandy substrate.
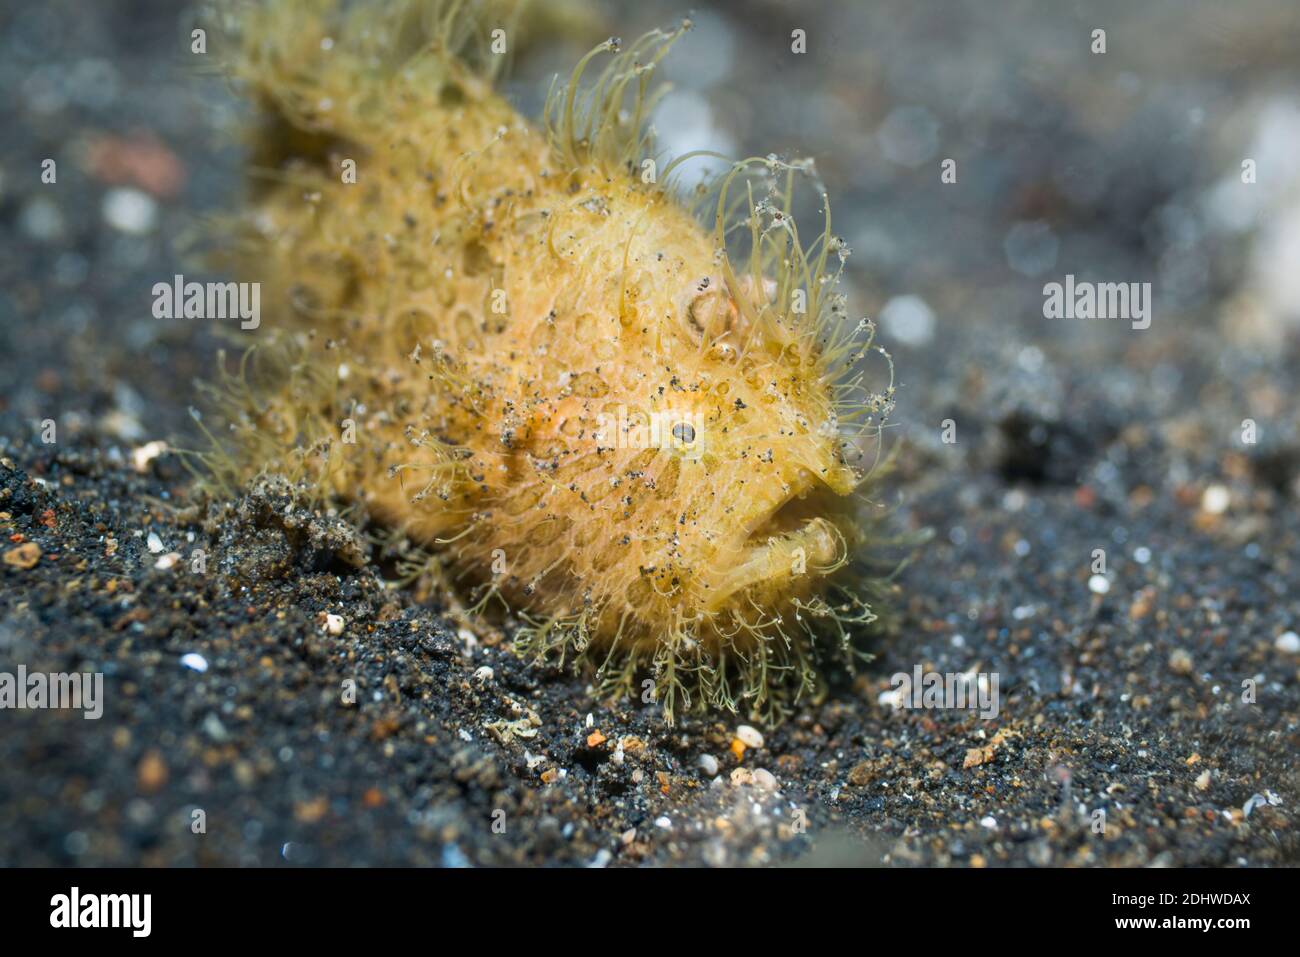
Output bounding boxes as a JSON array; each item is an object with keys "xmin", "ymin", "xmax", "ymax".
[{"xmin": 2, "ymin": 355, "xmax": 1297, "ymax": 867}]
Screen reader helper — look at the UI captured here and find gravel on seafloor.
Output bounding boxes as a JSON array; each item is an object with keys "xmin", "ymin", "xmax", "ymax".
[{"xmin": 2, "ymin": 386, "xmax": 1296, "ymax": 867}]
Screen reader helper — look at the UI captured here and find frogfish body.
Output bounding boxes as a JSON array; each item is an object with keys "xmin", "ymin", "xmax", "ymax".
[{"xmin": 210, "ymin": 0, "xmax": 895, "ymax": 721}]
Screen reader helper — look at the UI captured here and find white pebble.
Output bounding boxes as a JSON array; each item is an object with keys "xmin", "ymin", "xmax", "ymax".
[
  {"xmin": 146, "ymin": 531, "xmax": 163, "ymax": 553},
  {"xmin": 1242, "ymin": 791, "xmax": 1280, "ymax": 817},
  {"xmin": 1276, "ymin": 631, "xmax": 1300, "ymax": 654},
  {"xmin": 654, "ymin": 816, "xmax": 672, "ymax": 829},
  {"xmin": 878, "ymin": 686, "xmax": 906, "ymax": 710},
  {"xmin": 154, "ymin": 552, "xmax": 180, "ymax": 570},
  {"xmin": 980, "ymin": 815, "xmax": 997, "ymax": 829},
  {"xmin": 752, "ymin": 768, "xmax": 778, "ymax": 790},
  {"xmin": 1201, "ymin": 484, "xmax": 1231, "ymax": 515},
  {"xmin": 130, "ymin": 440, "xmax": 168, "ymax": 473},
  {"xmin": 180, "ymin": 652, "xmax": 208, "ymax": 673},
  {"xmin": 878, "ymin": 294, "xmax": 935, "ymax": 347},
  {"xmin": 735, "ymin": 725, "xmax": 764, "ymax": 749},
  {"xmin": 457, "ymin": 628, "xmax": 478, "ymax": 654},
  {"xmin": 1088, "ymin": 574, "xmax": 1110, "ymax": 595},
  {"xmin": 698, "ymin": 754, "xmax": 719, "ymax": 777},
  {"xmin": 324, "ymin": 613, "xmax": 345, "ymax": 635},
  {"xmin": 101, "ymin": 187, "xmax": 158, "ymax": 235}
]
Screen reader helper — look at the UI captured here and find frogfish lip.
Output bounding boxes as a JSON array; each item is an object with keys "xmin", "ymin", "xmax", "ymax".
[
  {"xmin": 703, "ymin": 517, "xmax": 842, "ymax": 612},
  {"xmin": 700, "ymin": 478, "xmax": 848, "ymax": 613}
]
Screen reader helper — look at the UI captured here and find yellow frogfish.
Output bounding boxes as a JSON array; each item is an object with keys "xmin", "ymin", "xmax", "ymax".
[{"xmin": 202, "ymin": 0, "xmax": 896, "ymax": 722}]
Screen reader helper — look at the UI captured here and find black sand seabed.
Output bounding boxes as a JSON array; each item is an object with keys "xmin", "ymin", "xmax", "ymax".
[{"xmin": 1, "ymin": 0, "xmax": 1298, "ymax": 866}]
